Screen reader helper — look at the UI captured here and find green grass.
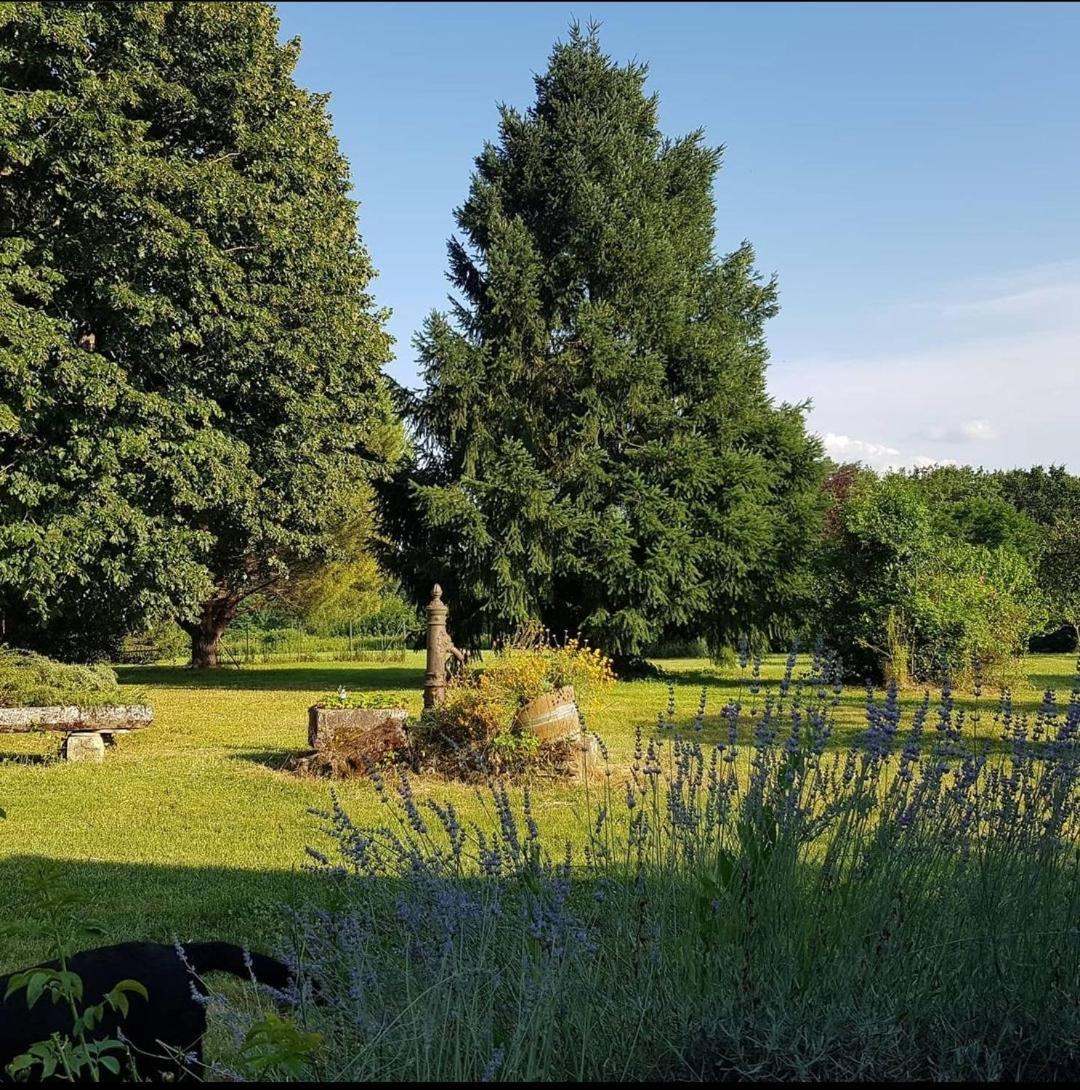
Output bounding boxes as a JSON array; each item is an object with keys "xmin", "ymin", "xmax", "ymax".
[{"xmin": 0, "ymin": 651, "xmax": 1075, "ymax": 971}]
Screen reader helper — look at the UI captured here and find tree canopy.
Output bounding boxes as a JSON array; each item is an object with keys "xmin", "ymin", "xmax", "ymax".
[
  {"xmin": 0, "ymin": 1, "xmax": 396, "ymax": 664},
  {"xmin": 816, "ymin": 468, "xmax": 1046, "ymax": 684},
  {"xmin": 379, "ymin": 23, "xmax": 823, "ymax": 662}
]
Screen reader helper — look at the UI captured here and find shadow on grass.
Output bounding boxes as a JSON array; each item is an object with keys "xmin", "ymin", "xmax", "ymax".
[
  {"xmin": 1026, "ymin": 668, "xmax": 1080, "ymax": 694},
  {"xmin": 231, "ymin": 748, "xmax": 298, "ymax": 772},
  {"xmin": 0, "ymin": 855, "xmax": 333, "ymax": 973},
  {"xmin": 114, "ymin": 662, "xmax": 426, "ymax": 694},
  {"xmin": 0, "ymin": 752, "xmax": 52, "ymax": 766}
]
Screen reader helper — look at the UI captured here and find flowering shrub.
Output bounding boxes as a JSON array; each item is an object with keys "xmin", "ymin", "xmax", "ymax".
[
  {"xmin": 231, "ymin": 650, "xmax": 1080, "ymax": 1081},
  {"xmin": 410, "ymin": 630, "xmax": 614, "ymax": 777}
]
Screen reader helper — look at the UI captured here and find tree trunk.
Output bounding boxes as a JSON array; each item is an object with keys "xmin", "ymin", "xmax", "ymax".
[{"xmin": 183, "ymin": 596, "xmax": 238, "ymax": 669}]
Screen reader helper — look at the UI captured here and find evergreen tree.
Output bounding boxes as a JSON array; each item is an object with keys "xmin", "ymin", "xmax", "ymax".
[
  {"xmin": 380, "ymin": 24, "xmax": 823, "ymax": 660},
  {"xmin": 0, "ymin": 2, "xmax": 395, "ymax": 664}
]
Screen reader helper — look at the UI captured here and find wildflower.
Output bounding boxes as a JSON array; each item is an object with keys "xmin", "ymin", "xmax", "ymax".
[{"xmin": 481, "ymin": 1047, "xmax": 506, "ymax": 1082}]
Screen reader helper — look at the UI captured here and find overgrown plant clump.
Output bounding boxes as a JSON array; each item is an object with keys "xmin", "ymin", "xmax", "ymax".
[
  {"xmin": 240, "ymin": 650, "xmax": 1080, "ymax": 1082},
  {"xmin": 314, "ymin": 690, "xmax": 401, "ymax": 711},
  {"xmin": 410, "ymin": 630, "xmax": 614, "ymax": 778},
  {"xmin": 0, "ymin": 648, "xmax": 136, "ymax": 709}
]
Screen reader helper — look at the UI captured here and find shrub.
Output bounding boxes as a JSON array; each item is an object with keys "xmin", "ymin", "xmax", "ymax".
[
  {"xmin": 0, "ymin": 648, "xmax": 133, "ymax": 708},
  {"xmin": 233, "ymin": 652, "xmax": 1080, "ymax": 1082},
  {"xmin": 818, "ymin": 471, "xmax": 1046, "ymax": 685}
]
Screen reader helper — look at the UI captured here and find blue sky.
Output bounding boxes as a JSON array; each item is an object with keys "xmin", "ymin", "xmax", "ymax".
[{"xmin": 276, "ymin": 1, "xmax": 1080, "ymax": 471}]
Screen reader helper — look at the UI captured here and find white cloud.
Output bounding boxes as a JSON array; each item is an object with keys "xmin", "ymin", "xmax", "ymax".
[
  {"xmin": 911, "ymin": 455, "xmax": 958, "ymax": 469},
  {"xmin": 822, "ymin": 433, "xmax": 952, "ymax": 472},
  {"xmin": 770, "ymin": 261, "xmax": 1080, "ymax": 472},
  {"xmin": 823, "ymin": 433, "xmax": 899, "ymax": 461},
  {"xmin": 920, "ymin": 419, "xmax": 999, "ymax": 443}
]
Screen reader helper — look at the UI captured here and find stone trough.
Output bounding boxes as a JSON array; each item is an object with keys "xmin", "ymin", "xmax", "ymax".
[
  {"xmin": 0, "ymin": 704, "xmax": 154, "ymax": 762},
  {"xmin": 289, "ymin": 706, "xmax": 410, "ymax": 776}
]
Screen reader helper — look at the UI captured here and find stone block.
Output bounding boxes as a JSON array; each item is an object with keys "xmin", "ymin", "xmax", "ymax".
[
  {"xmin": 0, "ymin": 704, "xmax": 153, "ymax": 733},
  {"xmin": 62, "ymin": 732, "xmax": 106, "ymax": 763},
  {"xmin": 307, "ymin": 706, "xmax": 408, "ymax": 751}
]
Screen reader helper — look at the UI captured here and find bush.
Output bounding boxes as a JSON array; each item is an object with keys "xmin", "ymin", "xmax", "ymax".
[
  {"xmin": 228, "ymin": 653, "xmax": 1080, "ymax": 1082},
  {"xmin": 0, "ymin": 648, "xmax": 132, "ymax": 708},
  {"xmin": 818, "ymin": 470, "xmax": 1046, "ymax": 685}
]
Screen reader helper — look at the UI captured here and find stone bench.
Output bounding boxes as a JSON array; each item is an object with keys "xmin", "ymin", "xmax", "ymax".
[{"xmin": 0, "ymin": 705, "xmax": 153, "ymax": 762}]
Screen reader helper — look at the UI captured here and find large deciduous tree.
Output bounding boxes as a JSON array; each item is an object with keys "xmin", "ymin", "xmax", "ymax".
[
  {"xmin": 379, "ymin": 24, "xmax": 823, "ymax": 662},
  {"xmin": 0, "ymin": 2, "xmax": 395, "ymax": 665}
]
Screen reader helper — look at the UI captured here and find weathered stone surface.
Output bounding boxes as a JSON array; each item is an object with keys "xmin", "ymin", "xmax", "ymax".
[
  {"xmin": 62, "ymin": 732, "xmax": 106, "ymax": 763},
  {"xmin": 0, "ymin": 705, "xmax": 153, "ymax": 733},
  {"xmin": 308, "ymin": 706, "xmax": 408, "ymax": 751},
  {"xmin": 298, "ymin": 707, "xmax": 410, "ymax": 777}
]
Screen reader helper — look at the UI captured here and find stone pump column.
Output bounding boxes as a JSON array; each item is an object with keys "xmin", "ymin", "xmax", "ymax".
[{"xmin": 423, "ymin": 584, "xmax": 450, "ymax": 709}]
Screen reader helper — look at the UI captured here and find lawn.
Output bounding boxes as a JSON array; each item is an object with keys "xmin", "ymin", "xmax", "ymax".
[{"xmin": 0, "ymin": 651, "xmax": 1075, "ymax": 971}]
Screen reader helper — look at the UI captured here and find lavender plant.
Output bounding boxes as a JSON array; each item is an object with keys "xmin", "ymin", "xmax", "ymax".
[{"xmin": 232, "ymin": 653, "xmax": 1080, "ymax": 1081}]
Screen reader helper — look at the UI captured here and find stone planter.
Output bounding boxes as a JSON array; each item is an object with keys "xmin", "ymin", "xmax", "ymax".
[
  {"xmin": 298, "ymin": 705, "xmax": 410, "ymax": 776},
  {"xmin": 514, "ymin": 686, "xmax": 579, "ymax": 742},
  {"xmin": 308, "ymin": 706, "xmax": 408, "ymax": 751}
]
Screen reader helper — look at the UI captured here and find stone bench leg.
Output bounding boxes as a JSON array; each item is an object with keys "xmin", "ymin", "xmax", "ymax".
[{"xmin": 61, "ymin": 732, "xmax": 106, "ymax": 763}]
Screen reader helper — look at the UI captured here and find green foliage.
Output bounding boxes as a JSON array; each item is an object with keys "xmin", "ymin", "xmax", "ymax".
[
  {"xmin": 1039, "ymin": 517, "xmax": 1080, "ymax": 641},
  {"xmin": 0, "ymin": 2, "xmax": 395, "ymax": 662},
  {"xmin": 3, "ymin": 868, "xmax": 145, "ymax": 1082},
  {"xmin": 379, "ymin": 23, "xmax": 824, "ymax": 655},
  {"xmin": 909, "ymin": 465, "xmax": 1042, "ymax": 557},
  {"xmin": 903, "ymin": 538, "xmax": 1045, "ymax": 684},
  {"xmin": 0, "ymin": 647, "xmax": 133, "ymax": 707},
  {"xmin": 995, "ymin": 464, "xmax": 1080, "ymax": 527},
  {"xmin": 227, "ymin": 1013, "xmax": 321, "ymax": 1081},
  {"xmin": 818, "ymin": 472, "xmax": 1046, "ymax": 684},
  {"xmin": 315, "ymin": 689, "xmax": 400, "ymax": 710}
]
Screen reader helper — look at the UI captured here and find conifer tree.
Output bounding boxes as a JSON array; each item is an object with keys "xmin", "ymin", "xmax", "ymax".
[{"xmin": 380, "ymin": 24, "xmax": 823, "ymax": 660}]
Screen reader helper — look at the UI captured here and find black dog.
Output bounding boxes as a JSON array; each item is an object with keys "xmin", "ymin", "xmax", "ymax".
[{"xmin": 0, "ymin": 941, "xmax": 293, "ymax": 1081}]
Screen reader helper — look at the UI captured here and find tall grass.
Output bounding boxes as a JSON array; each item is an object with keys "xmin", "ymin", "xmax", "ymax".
[{"xmin": 217, "ymin": 650, "xmax": 1080, "ymax": 1081}]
